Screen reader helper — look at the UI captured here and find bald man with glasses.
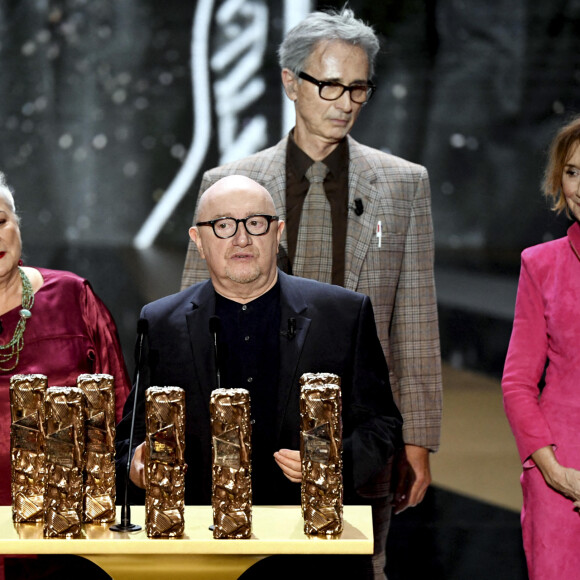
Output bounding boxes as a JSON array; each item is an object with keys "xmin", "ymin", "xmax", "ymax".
[
  {"xmin": 117, "ymin": 175, "xmax": 402, "ymax": 579},
  {"xmin": 181, "ymin": 8, "xmax": 442, "ymax": 579}
]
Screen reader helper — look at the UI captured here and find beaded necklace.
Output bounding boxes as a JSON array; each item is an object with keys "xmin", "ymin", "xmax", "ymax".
[{"xmin": 0, "ymin": 267, "xmax": 34, "ymax": 372}]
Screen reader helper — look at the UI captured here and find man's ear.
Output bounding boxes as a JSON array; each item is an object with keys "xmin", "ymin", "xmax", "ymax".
[
  {"xmin": 189, "ymin": 227, "xmax": 205, "ymax": 259},
  {"xmin": 276, "ymin": 219, "xmax": 285, "ymax": 253},
  {"xmin": 281, "ymin": 68, "xmax": 298, "ymax": 101}
]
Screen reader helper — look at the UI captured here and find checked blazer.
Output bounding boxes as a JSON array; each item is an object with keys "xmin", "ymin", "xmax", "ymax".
[{"xmin": 181, "ymin": 135, "xmax": 442, "ymax": 453}]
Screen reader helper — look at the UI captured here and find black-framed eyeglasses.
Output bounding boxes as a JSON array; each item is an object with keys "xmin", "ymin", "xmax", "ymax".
[
  {"xmin": 298, "ymin": 71, "xmax": 376, "ymax": 104},
  {"xmin": 195, "ymin": 214, "xmax": 279, "ymax": 239}
]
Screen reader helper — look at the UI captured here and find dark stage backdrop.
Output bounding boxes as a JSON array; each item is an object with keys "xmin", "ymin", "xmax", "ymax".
[
  {"xmin": 0, "ymin": 2, "xmax": 578, "ymax": 576},
  {"xmin": 2, "ymin": 1, "xmax": 579, "ymax": 270}
]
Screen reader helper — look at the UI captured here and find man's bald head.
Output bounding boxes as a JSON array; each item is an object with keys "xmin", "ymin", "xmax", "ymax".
[
  {"xmin": 196, "ymin": 175, "xmax": 277, "ymax": 222},
  {"xmin": 189, "ymin": 175, "xmax": 284, "ymax": 302}
]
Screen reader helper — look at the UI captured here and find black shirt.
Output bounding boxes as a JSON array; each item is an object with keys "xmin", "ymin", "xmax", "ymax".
[{"xmin": 214, "ymin": 281, "xmax": 285, "ymax": 503}]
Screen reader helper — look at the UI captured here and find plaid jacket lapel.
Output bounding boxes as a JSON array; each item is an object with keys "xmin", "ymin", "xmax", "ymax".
[{"xmin": 344, "ymin": 137, "xmax": 380, "ymax": 292}]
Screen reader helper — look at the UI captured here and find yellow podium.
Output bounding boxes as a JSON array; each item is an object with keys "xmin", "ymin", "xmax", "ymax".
[{"xmin": 0, "ymin": 505, "xmax": 373, "ymax": 579}]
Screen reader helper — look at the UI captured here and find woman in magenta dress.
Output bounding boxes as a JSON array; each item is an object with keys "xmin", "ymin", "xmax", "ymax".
[
  {"xmin": 0, "ymin": 171, "xmax": 131, "ymax": 507},
  {"xmin": 502, "ymin": 116, "xmax": 580, "ymax": 580}
]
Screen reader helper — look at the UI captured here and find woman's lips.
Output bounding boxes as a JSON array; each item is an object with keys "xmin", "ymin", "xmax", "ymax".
[{"xmin": 0, "ymin": 252, "xmax": 5, "ymax": 259}]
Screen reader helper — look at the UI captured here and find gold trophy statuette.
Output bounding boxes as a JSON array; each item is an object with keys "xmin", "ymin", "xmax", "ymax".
[
  {"xmin": 299, "ymin": 373, "xmax": 343, "ymax": 536},
  {"xmin": 77, "ymin": 373, "xmax": 116, "ymax": 523},
  {"xmin": 43, "ymin": 386, "xmax": 86, "ymax": 538},
  {"xmin": 210, "ymin": 388, "xmax": 252, "ymax": 539},
  {"xmin": 10, "ymin": 374, "xmax": 48, "ymax": 523},
  {"xmin": 145, "ymin": 386, "xmax": 186, "ymax": 538}
]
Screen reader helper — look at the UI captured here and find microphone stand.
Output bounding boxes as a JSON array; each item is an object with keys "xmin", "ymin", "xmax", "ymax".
[
  {"xmin": 110, "ymin": 321, "xmax": 147, "ymax": 532},
  {"xmin": 207, "ymin": 315, "xmax": 221, "ymax": 533},
  {"xmin": 209, "ymin": 315, "xmax": 221, "ymax": 389}
]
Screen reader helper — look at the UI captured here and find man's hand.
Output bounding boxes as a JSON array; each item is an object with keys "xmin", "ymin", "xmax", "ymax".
[
  {"xmin": 393, "ymin": 444, "xmax": 431, "ymax": 514},
  {"xmin": 274, "ymin": 448, "xmax": 302, "ymax": 483},
  {"xmin": 129, "ymin": 441, "xmax": 147, "ymax": 489}
]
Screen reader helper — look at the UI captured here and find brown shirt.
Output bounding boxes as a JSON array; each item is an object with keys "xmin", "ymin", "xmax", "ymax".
[{"xmin": 285, "ymin": 135, "xmax": 349, "ymax": 286}]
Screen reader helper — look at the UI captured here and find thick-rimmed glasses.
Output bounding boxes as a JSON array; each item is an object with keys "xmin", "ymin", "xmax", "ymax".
[
  {"xmin": 298, "ymin": 71, "xmax": 376, "ymax": 104},
  {"xmin": 195, "ymin": 214, "xmax": 279, "ymax": 239}
]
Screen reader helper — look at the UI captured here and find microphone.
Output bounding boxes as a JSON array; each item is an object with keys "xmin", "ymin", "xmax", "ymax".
[
  {"xmin": 281, "ymin": 317, "xmax": 297, "ymax": 340},
  {"xmin": 209, "ymin": 315, "xmax": 221, "ymax": 389},
  {"xmin": 288, "ymin": 318, "xmax": 296, "ymax": 339},
  {"xmin": 110, "ymin": 318, "xmax": 149, "ymax": 533},
  {"xmin": 353, "ymin": 198, "xmax": 364, "ymax": 216}
]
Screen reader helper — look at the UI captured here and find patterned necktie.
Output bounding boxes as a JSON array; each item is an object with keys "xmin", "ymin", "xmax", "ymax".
[{"xmin": 293, "ymin": 161, "xmax": 332, "ymax": 283}]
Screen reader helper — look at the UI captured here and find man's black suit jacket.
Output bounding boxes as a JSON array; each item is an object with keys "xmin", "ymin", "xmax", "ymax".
[{"xmin": 116, "ymin": 270, "xmax": 402, "ymax": 505}]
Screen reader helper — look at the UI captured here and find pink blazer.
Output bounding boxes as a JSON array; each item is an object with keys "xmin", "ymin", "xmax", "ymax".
[{"xmin": 503, "ymin": 221, "xmax": 580, "ymax": 466}]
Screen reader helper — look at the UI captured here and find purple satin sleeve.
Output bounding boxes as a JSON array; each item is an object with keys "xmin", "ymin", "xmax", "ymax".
[
  {"xmin": 80, "ymin": 280, "xmax": 131, "ymax": 423},
  {"xmin": 0, "ymin": 268, "xmax": 130, "ymax": 505}
]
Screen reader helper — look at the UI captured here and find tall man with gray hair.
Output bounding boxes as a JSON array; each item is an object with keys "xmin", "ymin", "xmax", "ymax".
[{"xmin": 181, "ymin": 8, "xmax": 442, "ymax": 578}]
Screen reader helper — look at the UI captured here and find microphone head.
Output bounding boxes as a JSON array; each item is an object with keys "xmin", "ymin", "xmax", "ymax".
[
  {"xmin": 354, "ymin": 198, "xmax": 364, "ymax": 216},
  {"xmin": 209, "ymin": 315, "xmax": 221, "ymax": 335},
  {"xmin": 137, "ymin": 318, "xmax": 149, "ymax": 335}
]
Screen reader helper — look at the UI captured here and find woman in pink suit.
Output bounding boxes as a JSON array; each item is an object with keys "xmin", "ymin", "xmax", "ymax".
[{"xmin": 503, "ymin": 116, "xmax": 580, "ymax": 579}]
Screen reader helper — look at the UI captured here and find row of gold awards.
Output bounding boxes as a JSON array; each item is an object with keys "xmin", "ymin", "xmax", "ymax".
[
  {"xmin": 10, "ymin": 373, "xmax": 118, "ymax": 537},
  {"xmin": 210, "ymin": 373, "xmax": 343, "ymax": 539},
  {"xmin": 10, "ymin": 371, "xmax": 343, "ymax": 539}
]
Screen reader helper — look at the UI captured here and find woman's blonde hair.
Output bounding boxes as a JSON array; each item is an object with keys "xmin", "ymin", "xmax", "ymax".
[{"xmin": 543, "ymin": 115, "xmax": 580, "ymax": 215}]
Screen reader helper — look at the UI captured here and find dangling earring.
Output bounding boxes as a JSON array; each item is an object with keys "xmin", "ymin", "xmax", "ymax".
[{"xmin": 18, "ymin": 259, "xmax": 23, "ymax": 266}]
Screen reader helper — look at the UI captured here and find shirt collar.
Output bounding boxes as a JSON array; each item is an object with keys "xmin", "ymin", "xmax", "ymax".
[
  {"xmin": 214, "ymin": 278, "xmax": 281, "ymax": 309},
  {"xmin": 287, "ymin": 131, "xmax": 348, "ymax": 181}
]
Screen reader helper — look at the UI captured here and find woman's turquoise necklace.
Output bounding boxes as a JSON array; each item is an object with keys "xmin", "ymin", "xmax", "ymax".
[{"xmin": 0, "ymin": 267, "xmax": 34, "ymax": 372}]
